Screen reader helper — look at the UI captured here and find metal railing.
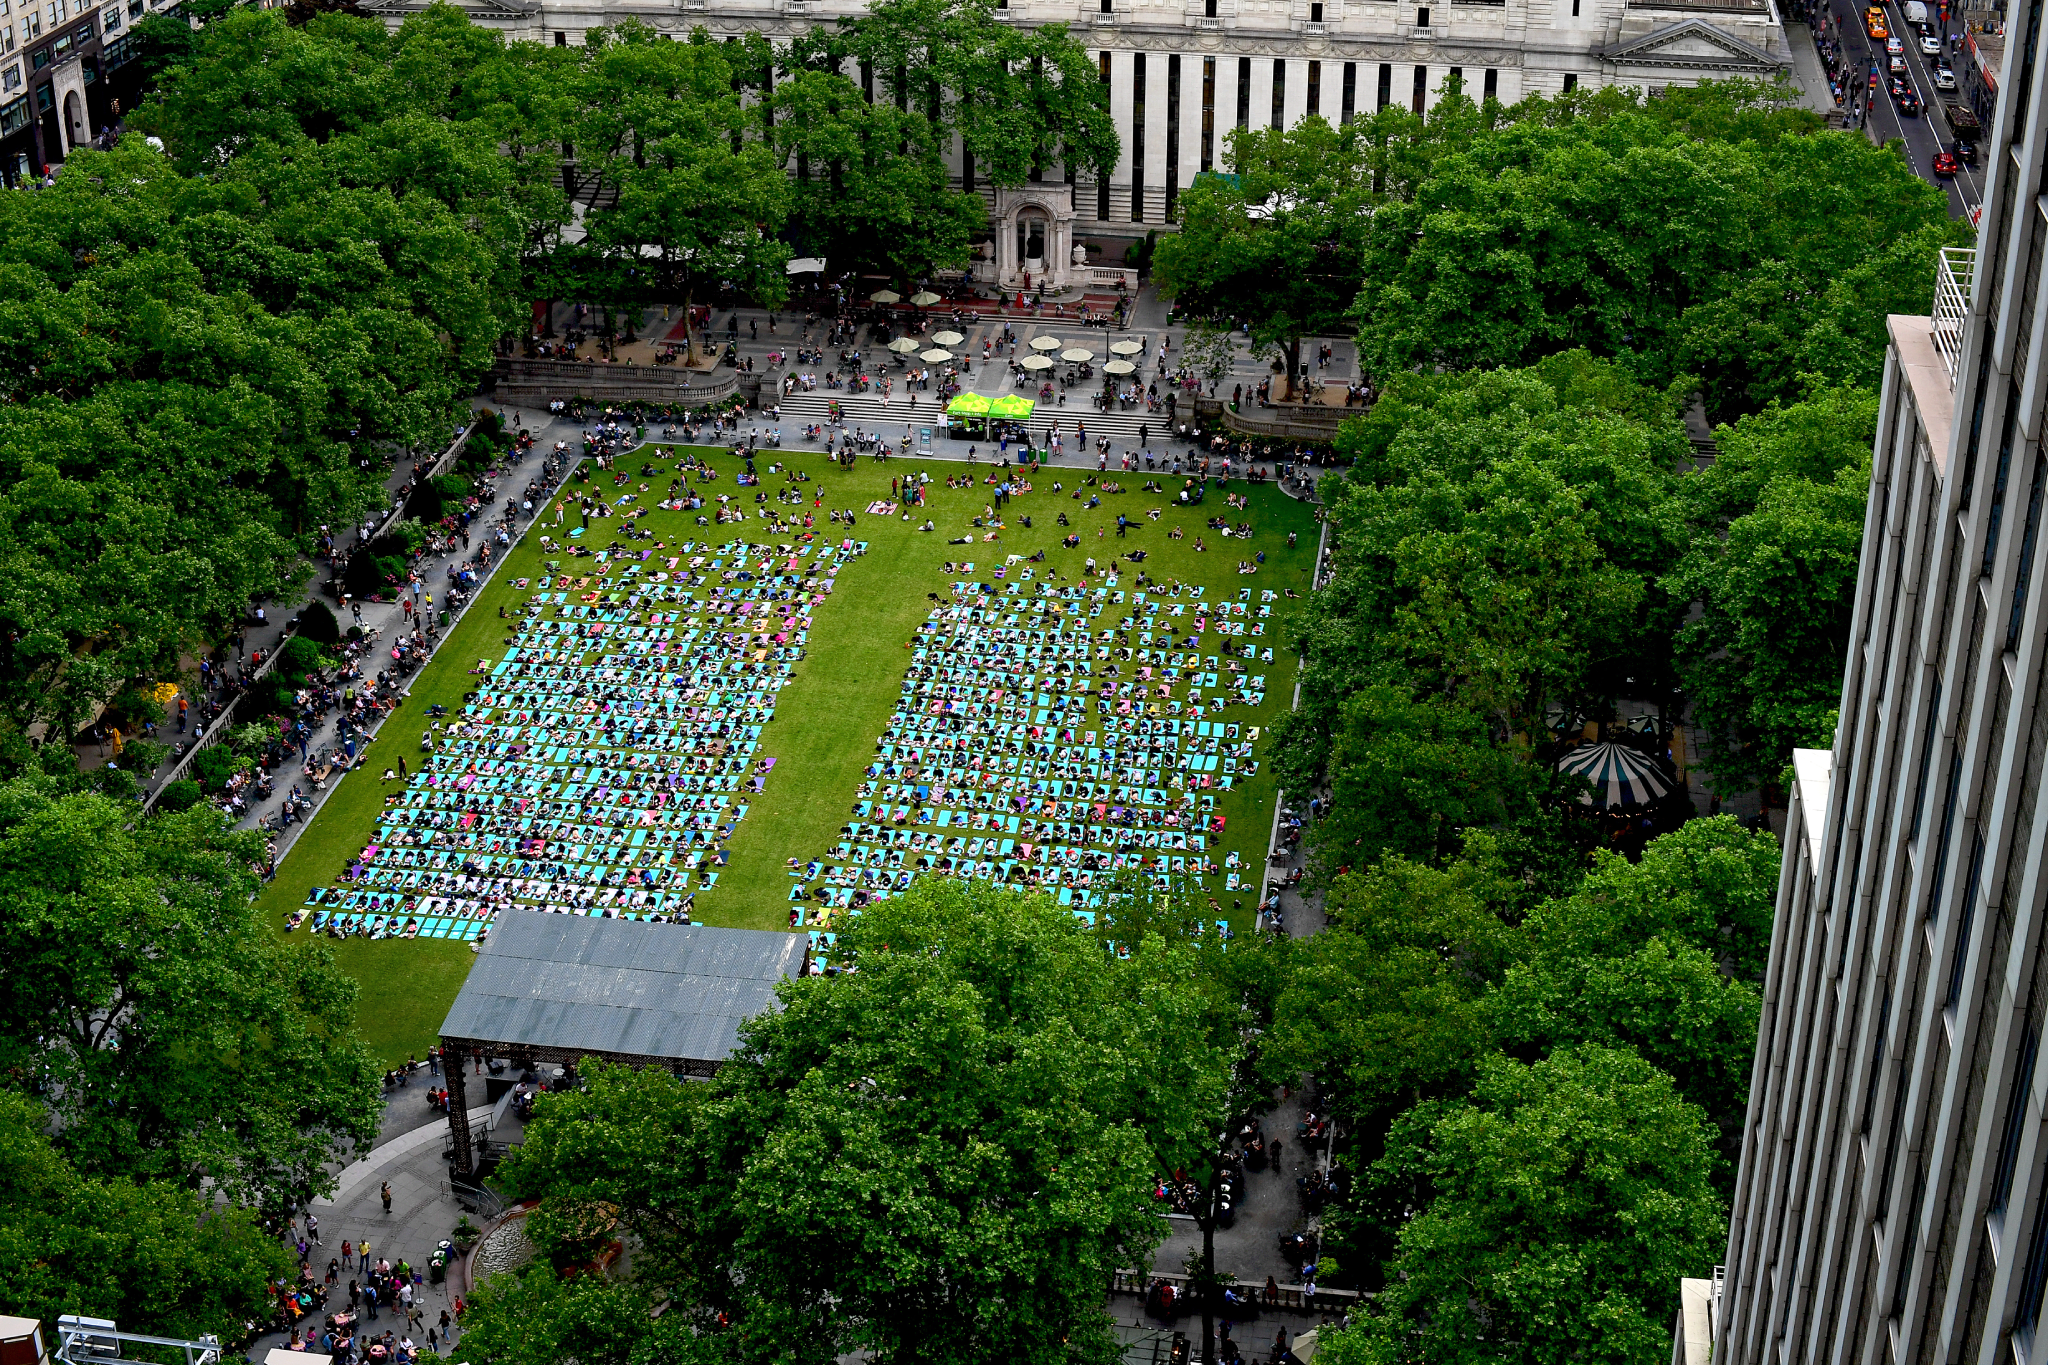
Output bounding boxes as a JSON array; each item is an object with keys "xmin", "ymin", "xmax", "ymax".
[
  {"xmin": 55, "ymin": 1317, "xmax": 222, "ymax": 1365},
  {"xmin": 1934, "ymin": 245, "xmax": 1977, "ymax": 387},
  {"xmin": 1110, "ymin": 1268, "xmax": 1363, "ymax": 1313}
]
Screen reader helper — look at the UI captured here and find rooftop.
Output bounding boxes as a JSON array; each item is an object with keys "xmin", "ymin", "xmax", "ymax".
[{"xmin": 439, "ymin": 913, "xmax": 805, "ymax": 1065}]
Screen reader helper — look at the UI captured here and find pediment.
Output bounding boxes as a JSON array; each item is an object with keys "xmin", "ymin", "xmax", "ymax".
[{"xmin": 1602, "ymin": 18, "xmax": 1785, "ymax": 70}]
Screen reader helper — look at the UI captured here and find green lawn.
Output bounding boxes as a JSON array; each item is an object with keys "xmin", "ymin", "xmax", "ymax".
[{"xmin": 264, "ymin": 441, "xmax": 1320, "ymax": 1064}]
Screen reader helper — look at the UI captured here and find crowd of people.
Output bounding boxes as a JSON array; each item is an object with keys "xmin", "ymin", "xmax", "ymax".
[{"xmin": 291, "ymin": 497, "xmax": 868, "ymax": 941}]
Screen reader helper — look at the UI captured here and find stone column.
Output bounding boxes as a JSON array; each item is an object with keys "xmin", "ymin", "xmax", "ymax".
[{"xmin": 445, "ymin": 1046, "xmax": 474, "ymax": 1176}]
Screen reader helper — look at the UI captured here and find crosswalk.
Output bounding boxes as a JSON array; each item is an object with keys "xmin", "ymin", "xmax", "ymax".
[{"xmin": 771, "ymin": 389, "xmax": 1183, "ymax": 458}]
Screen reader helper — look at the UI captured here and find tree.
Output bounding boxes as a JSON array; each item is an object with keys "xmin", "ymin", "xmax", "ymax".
[
  {"xmin": 0, "ymin": 1092, "xmax": 293, "ymax": 1341},
  {"xmin": 568, "ymin": 24, "xmax": 791, "ymax": 355},
  {"xmin": 1484, "ymin": 815, "xmax": 1774, "ymax": 1174},
  {"xmin": 1347, "ymin": 88, "xmax": 1964, "ymax": 413},
  {"xmin": 1509, "ymin": 814, "xmax": 1779, "ymax": 983},
  {"xmin": 1180, "ymin": 321, "xmax": 1239, "ymax": 398},
  {"xmin": 472, "ymin": 881, "xmax": 1232, "ymax": 1365},
  {"xmin": 0, "ymin": 781, "xmax": 381, "ymax": 1212},
  {"xmin": 775, "ymin": 0, "xmax": 1116, "ymax": 285},
  {"xmin": 0, "ymin": 6, "xmax": 531, "ymax": 760},
  {"xmin": 1312, "ymin": 687, "xmax": 1537, "ymax": 872},
  {"xmin": 1667, "ymin": 385, "xmax": 1876, "ymax": 794},
  {"xmin": 1328, "ymin": 1046, "xmax": 1727, "ymax": 1365},
  {"xmin": 1155, "ymin": 116, "xmax": 1374, "ymax": 401},
  {"xmin": 1268, "ymin": 844, "xmax": 1521, "ymax": 1122},
  {"xmin": 1276, "ymin": 357, "xmax": 1685, "ymax": 798},
  {"xmin": 770, "ymin": 67, "xmax": 988, "ymax": 287},
  {"xmin": 1488, "ymin": 934, "xmax": 1759, "ymax": 1176}
]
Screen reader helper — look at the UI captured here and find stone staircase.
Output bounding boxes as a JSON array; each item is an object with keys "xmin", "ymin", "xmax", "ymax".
[{"xmin": 771, "ymin": 388, "xmax": 1183, "ymax": 459}]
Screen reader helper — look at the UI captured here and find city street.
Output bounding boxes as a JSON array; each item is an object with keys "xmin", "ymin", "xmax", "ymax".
[{"xmin": 1804, "ymin": 0, "xmax": 1987, "ymax": 216}]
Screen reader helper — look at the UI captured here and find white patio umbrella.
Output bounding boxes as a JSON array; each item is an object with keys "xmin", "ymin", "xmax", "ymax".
[
  {"xmin": 870, "ymin": 289, "xmax": 902, "ymax": 303},
  {"xmin": 887, "ymin": 337, "xmax": 921, "ymax": 353},
  {"xmin": 909, "ymin": 291, "xmax": 942, "ymax": 306},
  {"xmin": 1021, "ymin": 354, "xmax": 1055, "ymax": 370},
  {"xmin": 1110, "ymin": 339, "xmax": 1145, "ymax": 356},
  {"xmin": 1061, "ymin": 348, "xmax": 1096, "ymax": 362},
  {"xmin": 786, "ymin": 257, "xmax": 828, "ymax": 274},
  {"xmin": 1554, "ymin": 742, "xmax": 1673, "ymax": 808},
  {"xmin": 920, "ymin": 348, "xmax": 954, "ymax": 363},
  {"xmin": 1103, "ymin": 359, "xmax": 1137, "ymax": 375},
  {"xmin": 932, "ymin": 330, "xmax": 966, "ymax": 346},
  {"xmin": 1030, "ymin": 336, "xmax": 1064, "ymax": 351}
]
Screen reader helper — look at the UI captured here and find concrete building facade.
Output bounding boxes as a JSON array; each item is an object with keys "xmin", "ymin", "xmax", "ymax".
[
  {"xmin": 1707, "ymin": 5, "xmax": 2048, "ymax": 1360},
  {"xmin": 362, "ymin": 0, "xmax": 1794, "ymax": 242}
]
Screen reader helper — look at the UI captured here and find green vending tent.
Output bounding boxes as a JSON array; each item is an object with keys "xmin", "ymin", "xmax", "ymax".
[
  {"xmin": 989, "ymin": 395, "xmax": 1036, "ymax": 419},
  {"xmin": 946, "ymin": 392, "xmax": 993, "ymax": 416}
]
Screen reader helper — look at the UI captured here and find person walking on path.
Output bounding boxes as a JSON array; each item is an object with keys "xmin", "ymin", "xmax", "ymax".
[
  {"xmin": 359, "ymin": 1238, "xmax": 373, "ymax": 1272},
  {"xmin": 381, "ymin": 1181, "xmax": 393, "ymax": 1214}
]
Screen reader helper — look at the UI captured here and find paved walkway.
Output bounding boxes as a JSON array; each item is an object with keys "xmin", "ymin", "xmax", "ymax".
[
  {"xmin": 217, "ymin": 406, "xmax": 577, "ymax": 852},
  {"xmin": 1784, "ymin": 21, "xmax": 1845, "ymax": 115}
]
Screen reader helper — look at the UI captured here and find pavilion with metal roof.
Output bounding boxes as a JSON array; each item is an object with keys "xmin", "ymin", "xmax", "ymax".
[{"xmin": 437, "ymin": 913, "xmax": 804, "ymax": 1172}]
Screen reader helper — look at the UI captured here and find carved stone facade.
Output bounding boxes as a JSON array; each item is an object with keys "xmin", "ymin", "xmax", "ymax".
[{"xmin": 363, "ymin": 0, "xmax": 1794, "ymax": 239}]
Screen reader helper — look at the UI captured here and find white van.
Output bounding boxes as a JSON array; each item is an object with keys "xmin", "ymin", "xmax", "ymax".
[{"xmin": 1904, "ymin": 2, "xmax": 1929, "ymax": 24}]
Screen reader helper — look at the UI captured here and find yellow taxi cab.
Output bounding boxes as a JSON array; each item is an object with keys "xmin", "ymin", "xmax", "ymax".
[{"xmin": 1866, "ymin": 5, "xmax": 1890, "ymax": 37}]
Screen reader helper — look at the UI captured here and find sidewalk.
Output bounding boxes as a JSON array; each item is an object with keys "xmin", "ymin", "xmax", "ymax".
[
  {"xmin": 1784, "ymin": 21, "xmax": 1844, "ymax": 115},
  {"xmin": 218, "ymin": 406, "xmax": 576, "ymax": 850}
]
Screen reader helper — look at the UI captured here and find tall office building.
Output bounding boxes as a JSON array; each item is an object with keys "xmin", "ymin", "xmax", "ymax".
[{"xmin": 1701, "ymin": 9, "xmax": 2048, "ymax": 1363}]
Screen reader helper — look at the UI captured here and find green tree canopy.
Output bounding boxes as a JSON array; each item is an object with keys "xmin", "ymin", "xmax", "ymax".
[
  {"xmin": 1668, "ymin": 384, "xmax": 1876, "ymax": 792},
  {"xmin": 467, "ymin": 881, "xmax": 1232, "ymax": 1365},
  {"xmin": 1330, "ymin": 1046, "xmax": 1727, "ymax": 1365},
  {"xmin": 1484, "ymin": 814, "xmax": 1777, "ymax": 1168},
  {"xmin": 1268, "ymin": 845, "xmax": 1521, "ymax": 1121},
  {"xmin": 568, "ymin": 23, "xmax": 791, "ymax": 335},
  {"xmin": 1278, "ymin": 356, "xmax": 1686, "ymax": 799},
  {"xmin": 0, "ymin": 781, "xmax": 380, "ymax": 1212},
  {"xmin": 1348, "ymin": 86, "xmax": 1964, "ymax": 421},
  {"xmin": 0, "ymin": 4, "xmax": 530, "ymax": 753},
  {"xmin": 773, "ymin": 0, "xmax": 1115, "ymax": 284},
  {"xmin": 0, "ymin": 1091, "xmax": 293, "ymax": 1340}
]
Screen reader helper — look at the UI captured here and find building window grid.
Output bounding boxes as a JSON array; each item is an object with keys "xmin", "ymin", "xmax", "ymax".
[
  {"xmin": 1985, "ymin": 393, "xmax": 2022, "ymax": 577},
  {"xmin": 1910, "ymin": 681, "xmax": 1944, "ymax": 841},
  {"xmin": 1926, "ymin": 743, "xmax": 1964, "ymax": 916},
  {"xmin": 1131, "ymin": 53, "xmax": 1145, "ymax": 223},
  {"xmin": 1099, "ymin": 51, "xmax": 1111, "ymax": 219},
  {"xmin": 1411, "ymin": 63, "xmax": 1425, "ymax": 113},
  {"xmin": 1306, "ymin": 59, "xmax": 1319, "ymax": 116},
  {"xmin": 1271, "ymin": 58, "xmax": 1283, "ymax": 128},
  {"xmin": 2010, "ymin": 449, "xmax": 2048, "ymax": 652},
  {"xmin": 1236, "ymin": 56, "xmax": 1250, "ymax": 128},
  {"xmin": 1376, "ymin": 61, "xmax": 1391, "ymax": 109},
  {"xmin": 1165, "ymin": 54, "xmax": 1180, "ymax": 221},
  {"xmin": 1944, "ymin": 833, "xmax": 1987, "ymax": 1010},
  {"xmin": 1201, "ymin": 56, "xmax": 1215, "ymax": 170},
  {"xmin": 1990, "ymin": 1025, "xmax": 2040, "ymax": 1223},
  {"xmin": 1341, "ymin": 60, "xmax": 1355, "ymax": 121},
  {"xmin": 1484, "ymin": 66, "xmax": 1497, "ymax": 99}
]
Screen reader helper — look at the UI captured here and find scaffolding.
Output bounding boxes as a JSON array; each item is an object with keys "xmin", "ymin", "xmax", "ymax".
[{"xmin": 52, "ymin": 1316, "xmax": 223, "ymax": 1365}]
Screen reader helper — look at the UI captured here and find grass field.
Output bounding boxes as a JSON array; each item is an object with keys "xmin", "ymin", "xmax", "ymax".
[{"xmin": 262, "ymin": 441, "xmax": 1321, "ymax": 1064}]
